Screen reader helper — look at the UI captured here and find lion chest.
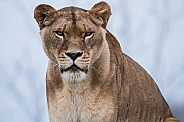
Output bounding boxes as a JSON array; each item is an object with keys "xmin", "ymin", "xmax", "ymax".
[{"xmin": 48, "ymin": 88, "xmax": 115, "ymax": 122}]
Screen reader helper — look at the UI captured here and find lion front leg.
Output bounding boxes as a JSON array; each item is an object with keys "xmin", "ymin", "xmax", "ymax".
[{"xmin": 160, "ymin": 117, "xmax": 180, "ymax": 122}]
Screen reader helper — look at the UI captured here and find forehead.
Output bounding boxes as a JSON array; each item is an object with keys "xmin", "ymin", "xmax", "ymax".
[{"xmin": 52, "ymin": 7, "xmax": 96, "ymax": 31}]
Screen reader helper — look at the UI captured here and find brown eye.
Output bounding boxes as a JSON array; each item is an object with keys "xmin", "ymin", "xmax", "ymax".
[
  {"xmin": 54, "ymin": 31, "xmax": 65, "ymax": 38},
  {"xmin": 84, "ymin": 32, "xmax": 94, "ymax": 39}
]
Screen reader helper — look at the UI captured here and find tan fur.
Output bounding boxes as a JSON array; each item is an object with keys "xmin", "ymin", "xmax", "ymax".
[{"xmin": 34, "ymin": 1, "xmax": 180, "ymax": 122}]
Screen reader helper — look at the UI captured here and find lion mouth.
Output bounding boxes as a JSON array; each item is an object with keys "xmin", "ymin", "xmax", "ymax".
[{"xmin": 61, "ymin": 64, "xmax": 88, "ymax": 73}]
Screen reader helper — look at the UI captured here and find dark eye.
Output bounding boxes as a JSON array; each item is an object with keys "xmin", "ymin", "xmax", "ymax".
[
  {"xmin": 84, "ymin": 32, "xmax": 94, "ymax": 39},
  {"xmin": 54, "ymin": 31, "xmax": 65, "ymax": 38}
]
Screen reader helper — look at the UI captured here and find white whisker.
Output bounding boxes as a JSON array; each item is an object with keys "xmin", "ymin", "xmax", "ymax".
[
  {"xmin": 51, "ymin": 63, "xmax": 59, "ymax": 69},
  {"xmin": 89, "ymin": 64, "xmax": 115, "ymax": 82},
  {"xmin": 50, "ymin": 63, "xmax": 60, "ymax": 73}
]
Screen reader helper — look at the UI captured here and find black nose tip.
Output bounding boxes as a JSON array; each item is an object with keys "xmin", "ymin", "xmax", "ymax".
[{"xmin": 65, "ymin": 51, "xmax": 83, "ymax": 61}]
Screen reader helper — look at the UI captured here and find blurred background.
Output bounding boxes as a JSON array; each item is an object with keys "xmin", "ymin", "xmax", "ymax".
[{"xmin": 0, "ymin": 0, "xmax": 184, "ymax": 121}]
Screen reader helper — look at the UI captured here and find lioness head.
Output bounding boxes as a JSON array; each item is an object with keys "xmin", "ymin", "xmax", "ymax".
[{"xmin": 34, "ymin": 2, "xmax": 111, "ymax": 83}]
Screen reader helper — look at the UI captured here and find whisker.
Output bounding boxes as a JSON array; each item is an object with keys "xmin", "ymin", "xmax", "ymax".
[
  {"xmin": 51, "ymin": 63, "xmax": 59, "ymax": 69},
  {"xmin": 89, "ymin": 65, "xmax": 99, "ymax": 73},
  {"xmin": 50, "ymin": 63, "xmax": 61, "ymax": 74},
  {"xmin": 56, "ymin": 66, "xmax": 60, "ymax": 73},
  {"xmin": 89, "ymin": 64, "xmax": 115, "ymax": 82},
  {"xmin": 89, "ymin": 65, "xmax": 106, "ymax": 79}
]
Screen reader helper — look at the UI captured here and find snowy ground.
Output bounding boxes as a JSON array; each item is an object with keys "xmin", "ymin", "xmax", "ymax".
[{"xmin": 0, "ymin": 0, "xmax": 184, "ymax": 121}]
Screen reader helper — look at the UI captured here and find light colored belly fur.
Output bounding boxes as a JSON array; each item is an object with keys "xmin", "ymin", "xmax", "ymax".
[{"xmin": 48, "ymin": 84, "xmax": 115, "ymax": 122}]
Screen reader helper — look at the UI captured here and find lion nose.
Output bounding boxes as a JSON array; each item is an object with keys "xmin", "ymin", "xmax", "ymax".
[{"xmin": 65, "ymin": 51, "xmax": 83, "ymax": 61}]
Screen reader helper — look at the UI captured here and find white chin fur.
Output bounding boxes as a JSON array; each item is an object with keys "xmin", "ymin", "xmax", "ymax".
[{"xmin": 61, "ymin": 71, "xmax": 86, "ymax": 83}]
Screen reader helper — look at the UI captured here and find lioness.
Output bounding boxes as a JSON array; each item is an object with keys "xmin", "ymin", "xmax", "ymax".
[{"xmin": 34, "ymin": 1, "xmax": 180, "ymax": 122}]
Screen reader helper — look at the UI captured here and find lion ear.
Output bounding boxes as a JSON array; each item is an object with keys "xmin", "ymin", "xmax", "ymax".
[
  {"xmin": 89, "ymin": 1, "xmax": 111, "ymax": 28},
  {"xmin": 34, "ymin": 4, "xmax": 57, "ymax": 30}
]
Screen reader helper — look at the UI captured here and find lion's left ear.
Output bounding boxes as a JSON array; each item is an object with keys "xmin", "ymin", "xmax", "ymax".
[{"xmin": 89, "ymin": 1, "xmax": 111, "ymax": 29}]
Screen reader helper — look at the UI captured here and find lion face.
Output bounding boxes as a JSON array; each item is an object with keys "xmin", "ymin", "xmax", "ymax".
[
  {"xmin": 48, "ymin": 14, "xmax": 105, "ymax": 82},
  {"xmin": 34, "ymin": 3, "xmax": 111, "ymax": 83}
]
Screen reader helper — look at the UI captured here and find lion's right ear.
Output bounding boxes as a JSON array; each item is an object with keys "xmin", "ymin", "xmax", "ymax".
[{"xmin": 34, "ymin": 4, "xmax": 57, "ymax": 30}]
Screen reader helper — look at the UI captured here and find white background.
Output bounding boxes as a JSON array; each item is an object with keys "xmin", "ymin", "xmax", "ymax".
[{"xmin": 0, "ymin": 0, "xmax": 184, "ymax": 121}]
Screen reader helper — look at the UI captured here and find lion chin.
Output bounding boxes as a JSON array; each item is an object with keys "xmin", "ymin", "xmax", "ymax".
[
  {"xmin": 60, "ymin": 64, "xmax": 87, "ymax": 83},
  {"xmin": 61, "ymin": 71, "xmax": 86, "ymax": 83}
]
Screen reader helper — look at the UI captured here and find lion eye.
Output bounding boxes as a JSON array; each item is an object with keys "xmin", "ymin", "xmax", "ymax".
[
  {"xmin": 54, "ymin": 31, "xmax": 65, "ymax": 38},
  {"xmin": 84, "ymin": 32, "xmax": 94, "ymax": 39}
]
